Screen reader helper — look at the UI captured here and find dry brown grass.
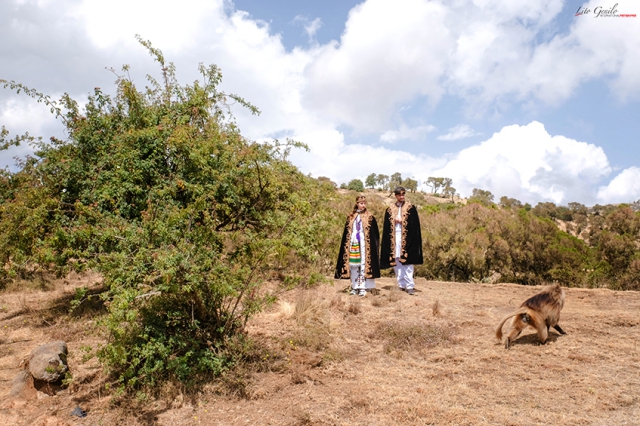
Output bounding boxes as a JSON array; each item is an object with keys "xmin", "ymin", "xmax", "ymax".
[
  {"xmin": 346, "ymin": 298, "xmax": 362, "ymax": 315},
  {"xmin": 371, "ymin": 296, "xmax": 385, "ymax": 307},
  {"xmin": 373, "ymin": 320, "xmax": 457, "ymax": 354},
  {"xmin": 432, "ymin": 298, "xmax": 442, "ymax": 316},
  {"xmin": 2, "ymin": 277, "xmax": 640, "ymax": 425},
  {"xmin": 292, "ymin": 290, "xmax": 326, "ymax": 324},
  {"xmin": 328, "ymin": 293, "xmax": 345, "ymax": 311},
  {"xmin": 289, "ymin": 322, "xmax": 332, "ymax": 352},
  {"xmin": 387, "ymin": 287, "xmax": 403, "ymax": 303},
  {"xmin": 277, "ymin": 300, "xmax": 295, "ymax": 319}
]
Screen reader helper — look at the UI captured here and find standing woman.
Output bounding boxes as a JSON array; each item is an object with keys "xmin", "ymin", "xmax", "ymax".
[
  {"xmin": 334, "ymin": 195, "xmax": 381, "ymax": 296},
  {"xmin": 380, "ymin": 186, "xmax": 423, "ymax": 295}
]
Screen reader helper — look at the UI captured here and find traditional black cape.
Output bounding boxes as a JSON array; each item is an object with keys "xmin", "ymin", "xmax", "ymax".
[
  {"xmin": 334, "ymin": 211, "xmax": 381, "ymax": 279},
  {"xmin": 380, "ymin": 202, "xmax": 423, "ymax": 268}
]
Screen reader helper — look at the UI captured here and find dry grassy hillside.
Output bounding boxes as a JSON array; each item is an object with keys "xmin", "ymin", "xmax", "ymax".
[{"xmin": 1, "ymin": 276, "xmax": 639, "ymax": 425}]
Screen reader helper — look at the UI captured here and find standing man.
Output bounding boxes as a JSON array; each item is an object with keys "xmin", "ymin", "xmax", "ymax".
[{"xmin": 380, "ymin": 186, "xmax": 423, "ymax": 295}]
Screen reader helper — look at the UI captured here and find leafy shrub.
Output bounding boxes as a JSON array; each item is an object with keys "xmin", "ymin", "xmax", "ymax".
[
  {"xmin": 347, "ymin": 179, "xmax": 364, "ymax": 192},
  {"xmin": 0, "ymin": 38, "xmax": 336, "ymax": 389},
  {"xmin": 468, "ymin": 188, "xmax": 494, "ymax": 205},
  {"xmin": 588, "ymin": 206, "xmax": 640, "ymax": 289},
  {"xmin": 417, "ymin": 203, "xmax": 591, "ymax": 285}
]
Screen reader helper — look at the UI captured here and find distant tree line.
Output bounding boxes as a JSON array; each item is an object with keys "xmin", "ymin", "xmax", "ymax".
[
  {"xmin": 337, "ymin": 172, "xmax": 419, "ymax": 193},
  {"xmin": 337, "ymin": 173, "xmax": 459, "ymax": 197}
]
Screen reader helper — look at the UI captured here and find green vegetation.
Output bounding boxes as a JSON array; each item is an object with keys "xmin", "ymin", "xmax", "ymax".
[
  {"xmin": 0, "ymin": 38, "xmax": 338, "ymax": 390},
  {"xmin": 365, "ymin": 173, "xmax": 377, "ymax": 189},
  {"xmin": 468, "ymin": 188, "xmax": 495, "ymax": 205},
  {"xmin": 415, "ymin": 195, "xmax": 640, "ymax": 290},
  {"xmin": 346, "ymin": 178, "xmax": 364, "ymax": 192}
]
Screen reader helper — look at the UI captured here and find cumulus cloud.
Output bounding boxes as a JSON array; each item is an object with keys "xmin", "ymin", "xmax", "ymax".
[
  {"xmin": 1, "ymin": 0, "xmax": 639, "ymax": 205},
  {"xmin": 380, "ymin": 124, "xmax": 436, "ymax": 143},
  {"xmin": 432, "ymin": 121, "xmax": 612, "ymax": 204},
  {"xmin": 437, "ymin": 124, "xmax": 478, "ymax": 141},
  {"xmin": 302, "ymin": 0, "xmax": 640, "ymax": 128},
  {"xmin": 303, "ymin": 0, "xmax": 451, "ymax": 132},
  {"xmin": 597, "ymin": 167, "xmax": 640, "ymax": 204},
  {"xmin": 71, "ymin": 0, "xmax": 222, "ymax": 51}
]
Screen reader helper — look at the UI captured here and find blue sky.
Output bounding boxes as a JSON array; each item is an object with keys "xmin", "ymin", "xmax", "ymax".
[
  {"xmin": 232, "ymin": 0, "xmax": 359, "ymax": 50},
  {"xmin": 1, "ymin": 0, "xmax": 639, "ymax": 205},
  {"xmin": 234, "ymin": 0, "xmax": 639, "ymax": 169}
]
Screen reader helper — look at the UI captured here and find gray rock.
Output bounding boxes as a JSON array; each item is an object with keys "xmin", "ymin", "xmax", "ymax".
[
  {"xmin": 9, "ymin": 370, "xmax": 33, "ymax": 397},
  {"xmin": 28, "ymin": 341, "xmax": 69, "ymax": 383}
]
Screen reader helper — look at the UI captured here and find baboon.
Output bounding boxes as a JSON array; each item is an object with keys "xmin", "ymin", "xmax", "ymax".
[{"xmin": 495, "ymin": 283, "xmax": 566, "ymax": 349}]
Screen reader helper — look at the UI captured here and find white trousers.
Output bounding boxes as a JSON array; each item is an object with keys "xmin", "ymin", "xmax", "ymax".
[
  {"xmin": 393, "ymin": 259, "xmax": 414, "ymax": 290},
  {"xmin": 350, "ymin": 266, "xmax": 376, "ymax": 290}
]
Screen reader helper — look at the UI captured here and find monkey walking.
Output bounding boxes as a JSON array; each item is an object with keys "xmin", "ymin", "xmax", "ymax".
[{"xmin": 495, "ymin": 283, "xmax": 567, "ymax": 349}]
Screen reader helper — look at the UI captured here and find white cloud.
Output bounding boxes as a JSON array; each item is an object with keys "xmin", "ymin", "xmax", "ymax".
[
  {"xmin": 380, "ymin": 124, "xmax": 436, "ymax": 143},
  {"xmin": 70, "ymin": 0, "xmax": 222, "ymax": 51},
  {"xmin": 448, "ymin": 0, "xmax": 640, "ymax": 107},
  {"xmin": 2, "ymin": 0, "xmax": 639, "ymax": 205},
  {"xmin": 301, "ymin": 0, "xmax": 640, "ymax": 128},
  {"xmin": 437, "ymin": 124, "xmax": 477, "ymax": 141},
  {"xmin": 432, "ymin": 121, "xmax": 611, "ymax": 204},
  {"xmin": 305, "ymin": 18, "xmax": 322, "ymax": 40},
  {"xmin": 303, "ymin": 0, "xmax": 451, "ymax": 132},
  {"xmin": 597, "ymin": 167, "xmax": 640, "ymax": 204}
]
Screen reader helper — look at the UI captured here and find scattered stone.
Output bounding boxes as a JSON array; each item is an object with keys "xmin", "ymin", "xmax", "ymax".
[
  {"xmin": 28, "ymin": 341, "xmax": 68, "ymax": 383},
  {"xmin": 9, "ymin": 370, "xmax": 34, "ymax": 398},
  {"xmin": 71, "ymin": 406, "xmax": 87, "ymax": 418}
]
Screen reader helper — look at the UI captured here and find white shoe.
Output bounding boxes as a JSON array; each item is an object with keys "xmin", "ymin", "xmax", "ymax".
[
  {"xmin": 349, "ymin": 289, "xmax": 357, "ymax": 296},
  {"xmin": 358, "ymin": 289, "xmax": 366, "ymax": 297}
]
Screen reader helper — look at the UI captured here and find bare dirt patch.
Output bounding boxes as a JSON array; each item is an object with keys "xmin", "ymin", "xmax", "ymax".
[{"xmin": 2, "ymin": 277, "xmax": 640, "ymax": 425}]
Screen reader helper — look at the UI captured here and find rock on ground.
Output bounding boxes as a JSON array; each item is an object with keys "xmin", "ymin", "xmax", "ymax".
[{"xmin": 27, "ymin": 341, "xmax": 68, "ymax": 383}]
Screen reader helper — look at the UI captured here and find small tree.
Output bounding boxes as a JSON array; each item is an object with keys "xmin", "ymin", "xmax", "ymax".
[
  {"xmin": 365, "ymin": 173, "xmax": 377, "ymax": 189},
  {"xmin": 499, "ymin": 196, "xmax": 523, "ymax": 209},
  {"xmin": 556, "ymin": 206, "xmax": 574, "ymax": 221},
  {"xmin": 469, "ymin": 188, "xmax": 494, "ymax": 205},
  {"xmin": 426, "ymin": 177, "xmax": 445, "ymax": 194},
  {"xmin": 318, "ymin": 176, "xmax": 337, "ymax": 188},
  {"xmin": 403, "ymin": 177, "xmax": 418, "ymax": 193},
  {"xmin": 347, "ymin": 179, "xmax": 365, "ymax": 192},
  {"xmin": 376, "ymin": 174, "xmax": 389, "ymax": 190},
  {"xmin": 388, "ymin": 172, "xmax": 402, "ymax": 192},
  {"xmin": 568, "ymin": 202, "xmax": 588, "ymax": 216},
  {"xmin": 533, "ymin": 202, "xmax": 558, "ymax": 219},
  {"xmin": 443, "ymin": 184, "xmax": 456, "ymax": 201},
  {"xmin": 441, "ymin": 178, "xmax": 453, "ymax": 199}
]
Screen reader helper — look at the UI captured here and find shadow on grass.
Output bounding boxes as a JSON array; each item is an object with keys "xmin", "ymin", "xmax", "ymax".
[
  {"xmin": 509, "ymin": 331, "xmax": 562, "ymax": 347},
  {"xmin": 1, "ymin": 286, "xmax": 108, "ymax": 327}
]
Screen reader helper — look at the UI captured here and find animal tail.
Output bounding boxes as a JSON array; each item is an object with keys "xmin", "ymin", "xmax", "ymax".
[{"xmin": 495, "ymin": 307, "xmax": 529, "ymax": 340}]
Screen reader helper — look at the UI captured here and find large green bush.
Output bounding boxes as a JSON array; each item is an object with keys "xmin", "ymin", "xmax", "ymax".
[{"xmin": 1, "ymin": 38, "xmax": 335, "ymax": 388}]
